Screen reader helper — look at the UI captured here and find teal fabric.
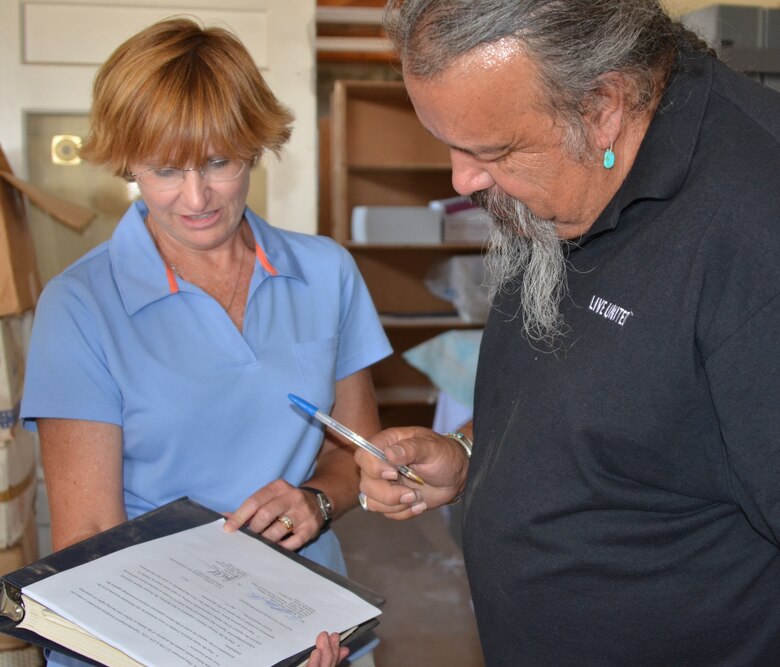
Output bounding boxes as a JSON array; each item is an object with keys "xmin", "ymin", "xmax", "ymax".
[{"xmin": 403, "ymin": 330, "xmax": 483, "ymax": 407}]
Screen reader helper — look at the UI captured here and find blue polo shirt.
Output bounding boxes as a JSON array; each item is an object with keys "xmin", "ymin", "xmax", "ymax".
[{"xmin": 22, "ymin": 200, "xmax": 391, "ymax": 574}]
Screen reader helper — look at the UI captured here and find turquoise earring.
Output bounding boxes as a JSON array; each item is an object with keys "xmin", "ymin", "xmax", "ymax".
[{"xmin": 603, "ymin": 144, "xmax": 615, "ymax": 170}]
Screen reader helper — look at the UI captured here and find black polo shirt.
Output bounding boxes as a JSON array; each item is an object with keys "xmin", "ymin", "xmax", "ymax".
[{"xmin": 465, "ymin": 52, "xmax": 780, "ymax": 665}]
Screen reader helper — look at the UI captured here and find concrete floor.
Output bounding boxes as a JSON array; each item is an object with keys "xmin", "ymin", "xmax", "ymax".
[{"xmin": 335, "ymin": 505, "xmax": 485, "ymax": 666}]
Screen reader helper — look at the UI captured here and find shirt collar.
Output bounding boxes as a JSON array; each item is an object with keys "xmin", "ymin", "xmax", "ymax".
[
  {"xmin": 578, "ymin": 52, "xmax": 713, "ymax": 244},
  {"xmin": 111, "ymin": 201, "xmax": 305, "ymax": 315}
]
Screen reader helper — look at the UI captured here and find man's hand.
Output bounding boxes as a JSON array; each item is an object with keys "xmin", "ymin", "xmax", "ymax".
[{"xmin": 355, "ymin": 426, "xmax": 470, "ymax": 520}]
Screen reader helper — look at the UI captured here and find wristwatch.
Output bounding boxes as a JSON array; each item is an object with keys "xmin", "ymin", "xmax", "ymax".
[{"xmin": 299, "ymin": 486, "xmax": 334, "ymax": 524}]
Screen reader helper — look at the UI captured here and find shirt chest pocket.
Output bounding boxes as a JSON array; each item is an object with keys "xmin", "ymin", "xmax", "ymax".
[{"xmin": 290, "ymin": 337, "xmax": 339, "ymax": 413}]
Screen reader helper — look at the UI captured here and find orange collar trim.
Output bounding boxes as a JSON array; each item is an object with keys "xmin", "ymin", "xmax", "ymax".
[
  {"xmin": 255, "ymin": 243, "xmax": 278, "ymax": 276},
  {"xmin": 162, "ymin": 241, "xmax": 278, "ymax": 294},
  {"xmin": 164, "ymin": 263, "xmax": 179, "ymax": 294}
]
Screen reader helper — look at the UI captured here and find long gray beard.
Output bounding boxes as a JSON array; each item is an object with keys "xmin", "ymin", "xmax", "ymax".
[{"xmin": 471, "ymin": 189, "xmax": 568, "ymax": 345}]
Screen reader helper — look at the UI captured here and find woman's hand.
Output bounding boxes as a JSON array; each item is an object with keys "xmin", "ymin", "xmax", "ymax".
[
  {"xmin": 223, "ymin": 479, "xmax": 324, "ymax": 550},
  {"xmin": 307, "ymin": 632, "xmax": 349, "ymax": 667},
  {"xmin": 356, "ymin": 425, "xmax": 471, "ymax": 520}
]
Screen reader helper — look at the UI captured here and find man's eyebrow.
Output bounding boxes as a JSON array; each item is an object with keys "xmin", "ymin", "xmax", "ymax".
[
  {"xmin": 451, "ymin": 142, "xmax": 512, "ymax": 158},
  {"xmin": 419, "ymin": 124, "xmax": 510, "ymax": 158}
]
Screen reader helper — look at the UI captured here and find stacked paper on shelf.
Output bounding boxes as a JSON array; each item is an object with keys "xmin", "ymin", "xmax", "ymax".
[
  {"xmin": 442, "ymin": 208, "xmax": 492, "ymax": 243},
  {"xmin": 351, "ymin": 206, "xmax": 442, "ymax": 244},
  {"xmin": 428, "ymin": 196, "xmax": 492, "ymax": 243},
  {"xmin": 428, "ymin": 195, "xmax": 476, "ymax": 215}
]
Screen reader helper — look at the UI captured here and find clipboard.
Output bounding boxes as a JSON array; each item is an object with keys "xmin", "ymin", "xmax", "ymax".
[{"xmin": 0, "ymin": 497, "xmax": 383, "ymax": 667}]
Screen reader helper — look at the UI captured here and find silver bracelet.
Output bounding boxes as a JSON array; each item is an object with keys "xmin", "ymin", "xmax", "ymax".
[
  {"xmin": 444, "ymin": 431, "xmax": 473, "ymax": 458},
  {"xmin": 443, "ymin": 431, "xmax": 472, "ymax": 504}
]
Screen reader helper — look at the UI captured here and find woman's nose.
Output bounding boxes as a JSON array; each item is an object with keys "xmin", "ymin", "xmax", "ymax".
[{"xmin": 178, "ymin": 169, "xmax": 209, "ymax": 208}]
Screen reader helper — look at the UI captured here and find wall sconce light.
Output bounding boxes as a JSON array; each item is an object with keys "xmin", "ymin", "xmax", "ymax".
[{"xmin": 51, "ymin": 135, "xmax": 82, "ymax": 165}]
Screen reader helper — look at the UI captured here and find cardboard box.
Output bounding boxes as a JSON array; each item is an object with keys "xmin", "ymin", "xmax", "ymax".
[
  {"xmin": 0, "ymin": 513, "xmax": 38, "ymax": 652},
  {"xmin": 0, "ymin": 145, "xmax": 94, "ymax": 317},
  {"xmin": 0, "ymin": 645, "xmax": 42, "ymax": 665},
  {"xmin": 0, "ymin": 320, "xmax": 24, "ymax": 439},
  {"xmin": 0, "ymin": 428, "xmax": 36, "ymax": 550},
  {"xmin": 0, "ymin": 312, "xmax": 32, "ymax": 440}
]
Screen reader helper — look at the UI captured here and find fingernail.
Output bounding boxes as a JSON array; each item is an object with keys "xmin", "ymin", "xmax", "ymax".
[
  {"xmin": 388, "ymin": 444, "xmax": 406, "ymax": 458},
  {"xmin": 411, "ymin": 502, "xmax": 427, "ymax": 514},
  {"xmin": 381, "ymin": 470, "xmax": 399, "ymax": 481},
  {"xmin": 400, "ymin": 491, "xmax": 417, "ymax": 504}
]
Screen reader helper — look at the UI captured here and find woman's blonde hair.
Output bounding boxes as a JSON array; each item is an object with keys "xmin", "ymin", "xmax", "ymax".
[{"xmin": 79, "ymin": 17, "xmax": 294, "ymax": 175}]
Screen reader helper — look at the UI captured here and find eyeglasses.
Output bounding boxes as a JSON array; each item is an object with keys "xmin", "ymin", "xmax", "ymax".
[{"xmin": 128, "ymin": 158, "xmax": 247, "ymax": 191}]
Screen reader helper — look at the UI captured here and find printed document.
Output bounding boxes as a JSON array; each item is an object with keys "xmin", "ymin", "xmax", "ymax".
[{"xmin": 22, "ymin": 520, "xmax": 380, "ymax": 666}]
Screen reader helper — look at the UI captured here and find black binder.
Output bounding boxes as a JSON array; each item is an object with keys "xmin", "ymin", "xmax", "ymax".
[{"xmin": 0, "ymin": 497, "xmax": 383, "ymax": 667}]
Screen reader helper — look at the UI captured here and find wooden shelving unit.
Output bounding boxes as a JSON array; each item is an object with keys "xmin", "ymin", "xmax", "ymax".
[{"xmin": 330, "ymin": 80, "xmax": 484, "ymax": 427}]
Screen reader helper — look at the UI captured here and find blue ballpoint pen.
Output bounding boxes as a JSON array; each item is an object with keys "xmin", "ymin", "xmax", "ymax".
[{"xmin": 288, "ymin": 393, "xmax": 426, "ymax": 485}]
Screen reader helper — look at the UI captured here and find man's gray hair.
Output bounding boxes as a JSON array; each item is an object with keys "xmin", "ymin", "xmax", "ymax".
[{"xmin": 384, "ymin": 0, "xmax": 713, "ymax": 150}]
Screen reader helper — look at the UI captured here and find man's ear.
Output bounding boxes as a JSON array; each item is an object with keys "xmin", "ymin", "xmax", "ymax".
[{"xmin": 589, "ymin": 72, "xmax": 628, "ymax": 150}]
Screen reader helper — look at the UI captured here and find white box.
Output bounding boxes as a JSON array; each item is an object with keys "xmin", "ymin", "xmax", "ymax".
[
  {"xmin": 351, "ymin": 206, "xmax": 442, "ymax": 244},
  {"xmin": 0, "ymin": 427, "xmax": 37, "ymax": 549}
]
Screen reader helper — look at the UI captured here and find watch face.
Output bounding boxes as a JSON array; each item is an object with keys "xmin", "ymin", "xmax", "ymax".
[{"xmin": 317, "ymin": 494, "xmax": 334, "ymax": 520}]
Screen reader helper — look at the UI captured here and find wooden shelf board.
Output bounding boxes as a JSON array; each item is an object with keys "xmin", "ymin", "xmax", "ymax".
[
  {"xmin": 380, "ymin": 314, "xmax": 484, "ymax": 328},
  {"xmin": 346, "ymin": 163, "xmax": 452, "ymax": 171},
  {"xmin": 346, "ymin": 241, "xmax": 484, "ymax": 251},
  {"xmin": 376, "ymin": 385, "xmax": 439, "ymax": 406}
]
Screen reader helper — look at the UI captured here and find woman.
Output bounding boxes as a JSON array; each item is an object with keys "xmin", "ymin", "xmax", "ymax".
[{"xmin": 21, "ymin": 17, "xmax": 390, "ymax": 667}]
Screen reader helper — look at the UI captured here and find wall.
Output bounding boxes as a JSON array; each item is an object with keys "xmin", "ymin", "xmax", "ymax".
[
  {"xmin": 665, "ymin": 0, "xmax": 779, "ymax": 15},
  {"xmin": 1, "ymin": 1, "xmax": 317, "ymax": 286}
]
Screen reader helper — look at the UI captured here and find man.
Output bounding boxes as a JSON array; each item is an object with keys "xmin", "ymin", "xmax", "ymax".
[{"xmin": 356, "ymin": 1, "xmax": 780, "ymax": 664}]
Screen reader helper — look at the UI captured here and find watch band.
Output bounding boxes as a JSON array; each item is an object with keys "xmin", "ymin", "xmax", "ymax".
[
  {"xmin": 444, "ymin": 431, "xmax": 473, "ymax": 458},
  {"xmin": 442, "ymin": 431, "xmax": 473, "ymax": 505},
  {"xmin": 299, "ymin": 486, "xmax": 333, "ymax": 523}
]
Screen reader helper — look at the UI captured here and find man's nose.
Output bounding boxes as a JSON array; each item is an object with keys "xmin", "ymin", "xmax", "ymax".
[{"xmin": 450, "ymin": 150, "xmax": 495, "ymax": 196}]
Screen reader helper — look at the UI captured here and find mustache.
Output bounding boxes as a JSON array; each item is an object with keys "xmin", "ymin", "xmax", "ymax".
[
  {"xmin": 469, "ymin": 189, "xmax": 535, "ymax": 236},
  {"xmin": 469, "ymin": 189, "xmax": 512, "ymax": 220},
  {"xmin": 468, "ymin": 189, "xmax": 493, "ymax": 211}
]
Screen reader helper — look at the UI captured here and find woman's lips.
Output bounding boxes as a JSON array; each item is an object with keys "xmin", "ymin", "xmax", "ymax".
[{"xmin": 179, "ymin": 209, "xmax": 220, "ymax": 227}]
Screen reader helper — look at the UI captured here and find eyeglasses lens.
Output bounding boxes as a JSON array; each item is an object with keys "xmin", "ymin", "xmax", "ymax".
[{"xmin": 134, "ymin": 159, "xmax": 246, "ymax": 191}]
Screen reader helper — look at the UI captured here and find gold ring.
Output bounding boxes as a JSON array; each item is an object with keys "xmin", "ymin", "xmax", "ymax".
[
  {"xmin": 277, "ymin": 515, "xmax": 294, "ymax": 532},
  {"xmin": 358, "ymin": 492, "xmax": 369, "ymax": 511}
]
